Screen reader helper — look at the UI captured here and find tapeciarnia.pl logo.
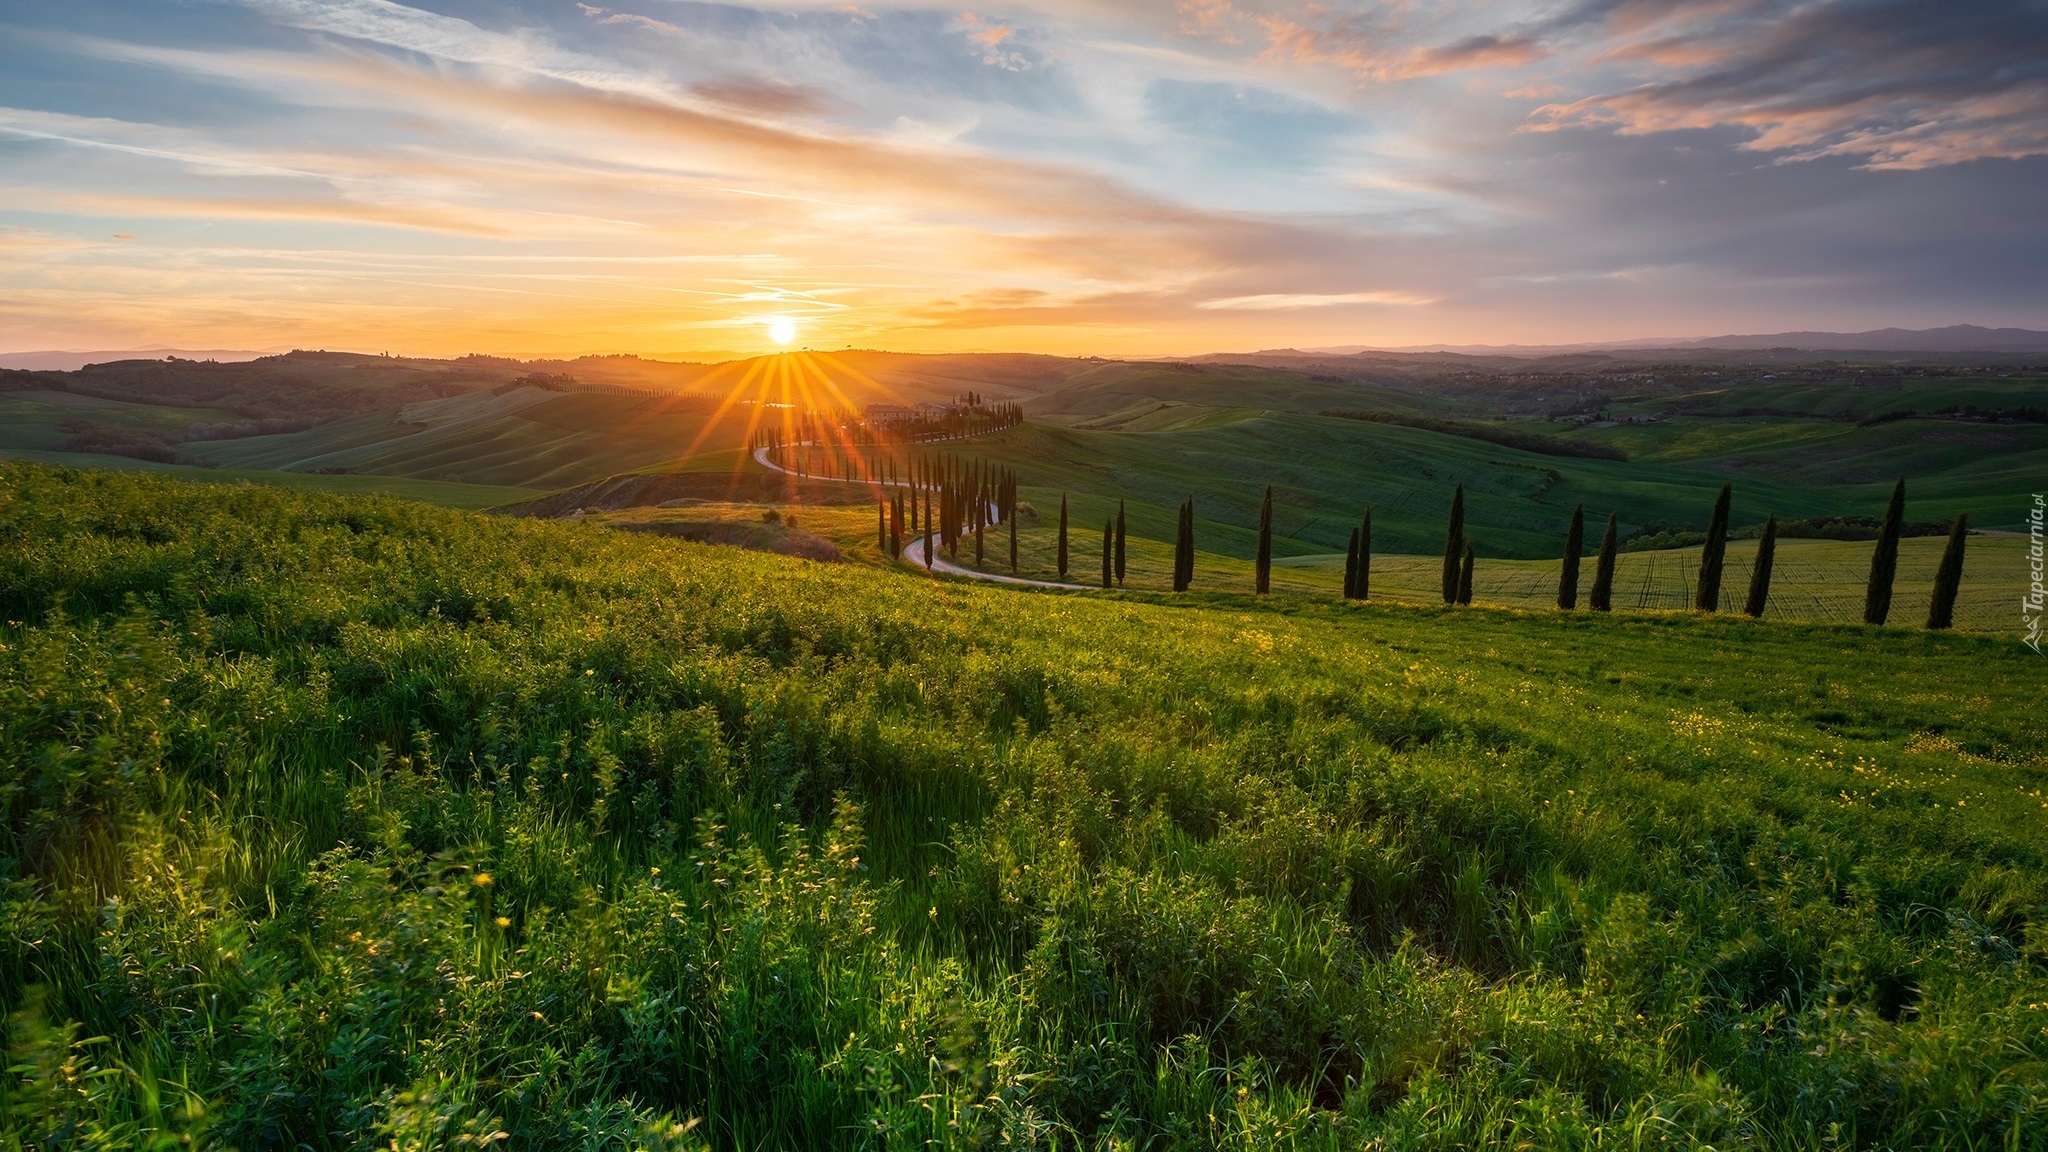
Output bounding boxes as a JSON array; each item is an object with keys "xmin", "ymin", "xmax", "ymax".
[{"xmin": 2027, "ymin": 493, "xmax": 2044, "ymax": 654}]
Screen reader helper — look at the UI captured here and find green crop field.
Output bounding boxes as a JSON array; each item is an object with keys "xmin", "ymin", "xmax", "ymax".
[{"xmin": 1, "ymin": 461, "xmax": 2043, "ymax": 1150}]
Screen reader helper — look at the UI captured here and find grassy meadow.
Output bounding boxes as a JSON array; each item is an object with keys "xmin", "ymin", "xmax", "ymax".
[{"xmin": 1, "ymin": 461, "xmax": 2045, "ymax": 1149}]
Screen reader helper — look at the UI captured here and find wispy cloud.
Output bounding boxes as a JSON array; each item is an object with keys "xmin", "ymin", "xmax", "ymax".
[
  {"xmin": 1526, "ymin": 0, "xmax": 2048, "ymax": 168},
  {"xmin": 1198, "ymin": 290, "xmax": 1438, "ymax": 310}
]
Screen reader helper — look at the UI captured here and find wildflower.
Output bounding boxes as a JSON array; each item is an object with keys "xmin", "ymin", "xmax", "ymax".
[{"xmin": 475, "ymin": 873, "xmax": 494, "ymax": 887}]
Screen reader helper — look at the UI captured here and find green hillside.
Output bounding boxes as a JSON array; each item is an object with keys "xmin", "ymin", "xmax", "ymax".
[
  {"xmin": 192, "ymin": 389, "xmax": 757, "ymax": 491},
  {"xmin": 7, "ymin": 358, "xmax": 2044, "ymax": 571},
  {"xmin": 1, "ymin": 462, "xmax": 2042, "ymax": 1149}
]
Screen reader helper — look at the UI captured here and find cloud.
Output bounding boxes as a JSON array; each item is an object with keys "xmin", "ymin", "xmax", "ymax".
[
  {"xmin": 1197, "ymin": 290, "xmax": 1438, "ymax": 310},
  {"xmin": 960, "ymin": 12, "xmax": 1032, "ymax": 70},
  {"xmin": 577, "ymin": 5, "xmax": 687, "ymax": 37},
  {"xmin": 1254, "ymin": 10, "xmax": 1546, "ymax": 83},
  {"xmin": 690, "ymin": 78, "xmax": 836, "ymax": 118},
  {"xmin": 1527, "ymin": 0, "xmax": 2048, "ymax": 169}
]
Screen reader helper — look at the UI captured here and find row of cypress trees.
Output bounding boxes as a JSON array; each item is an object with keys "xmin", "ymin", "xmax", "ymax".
[
  {"xmin": 1044, "ymin": 495, "xmax": 1133, "ymax": 585},
  {"xmin": 878, "ymin": 452, "xmax": 1021, "ymax": 573},
  {"xmin": 1536, "ymin": 477, "xmax": 1967, "ymax": 629},
  {"xmin": 923, "ymin": 473, "xmax": 1970, "ymax": 631}
]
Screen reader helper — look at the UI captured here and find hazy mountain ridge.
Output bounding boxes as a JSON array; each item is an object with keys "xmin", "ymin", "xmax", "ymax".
[{"xmin": 1279, "ymin": 324, "xmax": 2048, "ymax": 358}]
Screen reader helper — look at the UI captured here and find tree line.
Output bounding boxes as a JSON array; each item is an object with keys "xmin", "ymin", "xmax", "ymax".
[
  {"xmin": 748, "ymin": 397, "xmax": 1024, "ymax": 459},
  {"xmin": 873, "ymin": 452, "xmax": 1022, "ymax": 574},
  {"xmin": 1010, "ymin": 478, "xmax": 1972, "ymax": 631}
]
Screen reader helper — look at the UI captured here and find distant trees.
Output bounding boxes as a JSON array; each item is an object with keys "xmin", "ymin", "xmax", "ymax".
[
  {"xmin": 1255, "ymin": 486, "xmax": 1273, "ymax": 595},
  {"xmin": 1114, "ymin": 501, "xmax": 1126, "ymax": 587},
  {"xmin": 1558, "ymin": 504, "xmax": 1584, "ymax": 610},
  {"xmin": 1745, "ymin": 514, "xmax": 1777, "ymax": 618},
  {"xmin": 1441, "ymin": 485, "xmax": 1465, "ymax": 604},
  {"xmin": 1864, "ymin": 478, "xmax": 1906, "ymax": 625},
  {"xmin": 1696, "ymin": 484, "xmax": 1732, "ymax": 612},
  {"xmin": 1057, "ymin": 495, "xmax": 1069, "ymax": 580},
  {"xmin": 871, "ymin": 468, "xmax": 1973, "ymax": 633},
  {"xmin": 1172, "ymin": 499, "xmax": 1194, "ymax": 592},
  {"xmin": 1343, "ymin": 508, "xmax": 1372, "ymax": 601},
  {"xmin": 1590, "ymin": 513, "xmax": 1618, "ymax": 612},
  {"xmin": 1357, "ymin": 509, "xmax": 1370, "ymax": 601},
  {"xmin": 1927, "ymin": 513, "xmax": 1968, "ymax": 630}
]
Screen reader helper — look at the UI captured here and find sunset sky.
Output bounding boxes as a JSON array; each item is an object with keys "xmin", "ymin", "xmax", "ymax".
[{"xmin": 3, "ymin": 0, "xmax": 2045, "ymax": 358}]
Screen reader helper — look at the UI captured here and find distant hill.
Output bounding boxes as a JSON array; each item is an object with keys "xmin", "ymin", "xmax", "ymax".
[
  {"xmin": 1681, "ymin": 325, "xmax": 2048, "ymax": 352},
  {"xmin": 1277, "ymin": 325, "xmax": 2048, "ymax": 358},
  {"xmin": 0, "ymin": 348, "xmax": 276, "ymax": 371}
]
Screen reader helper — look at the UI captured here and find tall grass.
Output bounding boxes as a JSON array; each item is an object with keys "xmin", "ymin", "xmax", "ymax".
[{"xmin": 0, "ymin": 462, "xmax": 2043, "ymax": 1150}]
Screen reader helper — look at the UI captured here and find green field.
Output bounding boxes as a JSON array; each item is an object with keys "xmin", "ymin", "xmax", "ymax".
[{"xmin": 2, "ymin": 462, "xmax": 2044, "ymax": 1149}]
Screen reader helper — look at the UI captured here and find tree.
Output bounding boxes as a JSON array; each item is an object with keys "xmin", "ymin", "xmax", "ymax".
[
  {"xmin": 1057, "ymin": 494, "xmax": 1069, "ymax": 579},
  {"xmin": 922, "ymin": 489, "xmax": 933, "ymax": 568},
  {"xmin": 1926, "ymin": 513, "xmax": 1968, "ymax": 630},
  {"xmin": 1441, "ymin": 484, "xmax": 1465, "ymax": 604},
  {"xmin": 1102, "ymin": 518, "xmax": 1114, "ymax": 588},
  {"xmin": 1864, "ymin": 478, "xmax": 1906, "ymax": 625},
  {"xmin": 1695, "ymin": 484, "xmax": 1732, "ymax": 612},
  {"xmin": 877, "ymin": 500, "xmax": 888, "ymax": 552},
  {"xmin": 1457, "ymin": 543, "xmax": 1475, "ymax": 605},
  {"xmin": 1343, "ymin": 527, "xmax": 1359, "ymax": 600},
  {"xmin": 1255, "ymin": 485, "xmax": 1274, "ymax": 594},
  {"xmin": 1557, "ymin": 504, "xmax": 1584, "ymax": 610},
  {"xmin": 1114, "ymin": 500, "xmax": 1126, "ymax": 586},
  {"xmin": 1589, "ymin": 512, "xmax": 1618, "ymax": 612},
  {"xmin": 1745, "ymin": 514, "xmax": 1777, "ymax": 618},
  {"xmin": 1173, "ymin": 499, "xmax": 1194, "ymax": 592},
  {"xmin": 1358, "ymin": 508, "xmax": 1371, "ymax": 601}
]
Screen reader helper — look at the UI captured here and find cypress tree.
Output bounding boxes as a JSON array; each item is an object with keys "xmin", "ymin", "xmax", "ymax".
[
  {"xmin": 1170, "ymin": 502, "xmax": 1182, "ymax": 590},
  {"xmin": 1864, "ymin": 477, "xmax": 1906, "ymax": 625},
  {"xmin": 1441, "ymin": 484, "xmax": 1465, "ymax": 604},
  {"xmin": 1255, "ymin": 485, "xmax": 1274, "ymax": 595},
  {"xmin": 1173, "ymin": 499, "xmax": 1194, "ymax": 592},
  {"xmin": 878, "ymin": 501, "xmax": 887, "ymax": 552},
  {"xmin": 1695, "ymin": 483, "xmax": 1732, "ymax": 612},
  {"xmin": 1343, "ymin": 528, "xmax": 1359, "ymax": 600},
  {"xmin": 1057, "ymin": 495, "xmax": 1069, "ymax": 579},
  {"xmin": 1745, "ymin": 513, "xmax": 1777, "ymax": 618},
  {"xmin": 1926, "ymin": 512, "xmax": 1968, "ymax": 630},
  {"xmin": 1590, "ymin": 512, "xmax": 1618, "ymax": 612},
  {"xmin": 1102, "ymin": 519, "xmax": 1114, "ymax": 588},
  {"xmin": 1457, "ymin": 543, "xmax": 1475, "ymax": 606},
  {"xmin": 922, "ymin": 490, "xmax": 933, "ymax": 568},
  {"xmin": 1557, "ymin": 504, "xmax": 1584, "ymax": 610},
  {"xmin": 1114, "ymin": 500, "xmax": 1126, "ymax": 586},
  {"xmin": 1358, "ymin": 508, "xmax": 1371, "ymax": 601}
]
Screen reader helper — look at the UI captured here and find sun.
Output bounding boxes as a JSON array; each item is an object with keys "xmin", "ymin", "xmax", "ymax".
[{"xmin": 769, "ymin": 318, "xmax": 797, "ymax": 346}]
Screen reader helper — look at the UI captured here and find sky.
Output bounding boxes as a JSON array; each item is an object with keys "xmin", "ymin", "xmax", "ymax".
[{"xmin": 2, "ymin": 0, "xmax": 2046, "ymax": 359}]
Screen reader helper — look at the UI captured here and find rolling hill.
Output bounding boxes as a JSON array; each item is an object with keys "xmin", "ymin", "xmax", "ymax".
[{"xmin": 1, "ymin": 462, "xmax": 2042, "ymax": 1148}]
